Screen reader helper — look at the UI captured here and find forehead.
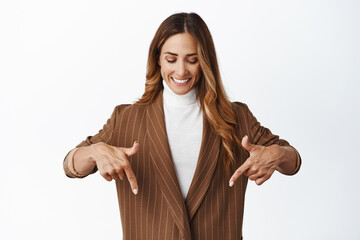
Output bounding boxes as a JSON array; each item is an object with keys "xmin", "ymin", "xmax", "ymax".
[{"xmin": 161, "ymin": 33, "xmax": 198, "ymax": 54}]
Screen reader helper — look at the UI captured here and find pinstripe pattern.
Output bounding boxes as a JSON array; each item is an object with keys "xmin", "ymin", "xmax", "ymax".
[{"xmin": 64, "ymin": 91, "xmax": 300, "ymax": 240}]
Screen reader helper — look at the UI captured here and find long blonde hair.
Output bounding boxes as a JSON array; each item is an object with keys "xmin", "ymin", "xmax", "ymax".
[{"xmin": 137, "ymin": 12, "xmax": 241, "ymax": 170}]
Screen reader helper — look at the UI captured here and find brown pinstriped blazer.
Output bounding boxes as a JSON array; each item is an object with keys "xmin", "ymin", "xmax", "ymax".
[{"xmin": 64, "ymin": 90, "xmax": 300, "ymax": 240}]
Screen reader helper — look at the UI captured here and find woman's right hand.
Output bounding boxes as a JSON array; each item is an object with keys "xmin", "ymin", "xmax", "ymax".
[{"xmin": 89, "ymin": 141, "xmax": 139, "ymax": 194}]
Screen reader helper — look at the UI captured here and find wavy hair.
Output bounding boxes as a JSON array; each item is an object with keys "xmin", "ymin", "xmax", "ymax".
[{"xmin": 137, "ymin": 12, "xmax": 241, "ymax": 171}]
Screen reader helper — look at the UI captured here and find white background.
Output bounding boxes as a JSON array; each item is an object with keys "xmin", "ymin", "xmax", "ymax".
[{"xmin": 1, "ymin": 0, "xmax": 359, "ymax": 239}]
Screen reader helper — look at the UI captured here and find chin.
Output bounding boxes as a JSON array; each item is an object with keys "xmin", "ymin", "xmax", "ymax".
[{"xmin": 174, "ymin": 89, "xmax": 190, "ymax": 95}]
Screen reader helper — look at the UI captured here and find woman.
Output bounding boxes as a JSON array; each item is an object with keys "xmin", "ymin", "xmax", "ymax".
[{"xmin": 63, "ymin": 12, "xmax": 301, "ymax": 240}]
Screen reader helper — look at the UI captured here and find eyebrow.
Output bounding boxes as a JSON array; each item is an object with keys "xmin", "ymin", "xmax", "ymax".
[{"xmin": 164, "ymin": 52, "xmax": 198, "ymax": 56}]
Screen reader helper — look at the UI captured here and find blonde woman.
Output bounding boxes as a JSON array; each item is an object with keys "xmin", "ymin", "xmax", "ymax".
[{"xmin": 63, "ymin": 12, "xmax": 301, "ymax": 240}]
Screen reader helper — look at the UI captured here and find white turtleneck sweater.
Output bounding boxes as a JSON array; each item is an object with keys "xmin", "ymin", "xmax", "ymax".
[{"xmin": 162, "ymin": 80, "xmax": 203, "ymax": 199}]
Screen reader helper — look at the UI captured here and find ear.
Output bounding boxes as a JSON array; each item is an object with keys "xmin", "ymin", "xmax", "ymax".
[{"xmin": 158, "ymin": 57, "xmax": 161, "ymax": 66}]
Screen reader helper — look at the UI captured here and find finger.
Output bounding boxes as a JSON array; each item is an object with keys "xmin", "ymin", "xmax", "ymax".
[
  {"xmin": 229, "ymin": 160, "xmax": 251, "ymax": 187},
  {"xmin": 124, "ymin": 166, "xmax": 139, "ymax": 195},
  {"xmin": 111, "ymin": 153, "xmax": 129, "ymax": 180},
  {"xmin": 105, "ymin": 165, "xmax": 120, "ymax": 181},
  {"xmin": 255, "ymin": 169, "xmax": 275, "ymax": 185},
  {"xmin": 248, "ymin": 172, "xmax": 264, "ymax": 181},
  {"xmin": 122, "ymin": 141, "xmax": 139, "ymax": 157},
  {"xmin": 255, "ymin": 175, "xmax": 271, "ymax": 185},
  {"xmin": 100, "ymin": 172, "xmax": 113, "ymax": 182},
  {"xmin": 243, "ymin": 164, "xmax": 258, "ymax": 177},
  {"xmin": 110, "ymin": 170, "xmax": 119, "ymax": 181},
  {"xmin": 97, "ymin": 162, "xmax": 114, "ymax": 181},
  {"xmin": 241, "ymin": 135, "xmax": 255, "ymax": 153},
  {"xmin": 117, "ymin": 170, "xmax": 125, "ymax": 181}
]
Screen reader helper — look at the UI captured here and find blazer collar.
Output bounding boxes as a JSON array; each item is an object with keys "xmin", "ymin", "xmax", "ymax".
[
  {"xmin": 185, "ymin": 116, "xmax": 220, "ymax": 220},
  {"xmin": 146, "ymin": 90, "xmax": 220, "ymax": 238}
]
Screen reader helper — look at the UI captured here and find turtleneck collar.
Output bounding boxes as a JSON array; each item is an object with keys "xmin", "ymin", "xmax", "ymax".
[{"xmin": 162, "ymin": 80, "xmax": 197, "ymax": 106}]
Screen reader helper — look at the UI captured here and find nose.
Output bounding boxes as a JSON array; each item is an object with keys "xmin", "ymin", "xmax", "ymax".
[{"xmin": 176, "ymin": 61, "xmax": 188, "ymax": 77}]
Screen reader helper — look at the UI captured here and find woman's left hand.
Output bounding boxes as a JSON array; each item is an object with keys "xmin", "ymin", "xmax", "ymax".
[{"xmin": 229, "ymin": 135, "xmax": 285, "ymax": 186}]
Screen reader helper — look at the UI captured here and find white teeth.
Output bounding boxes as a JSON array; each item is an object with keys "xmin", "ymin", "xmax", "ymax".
[{"xmin": 172, "ymin": 77, "xmax": 190, "ymax": 83}]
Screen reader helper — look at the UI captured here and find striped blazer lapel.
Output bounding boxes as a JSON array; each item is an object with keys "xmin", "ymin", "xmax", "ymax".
[
  {"xmin": 185, "ymin": 118, "xmax": 221, "ymax": 220},
  {"xmin": 146, "ymin": 91, "xmax": 191, "ymax": 239}
]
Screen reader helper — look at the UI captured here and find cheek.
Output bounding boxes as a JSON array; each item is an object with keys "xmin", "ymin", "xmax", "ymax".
[
  {"xmin": 159, "ymin": 62, "xmax": 165, "ymax": 78},
  {"xmin": 192, "ymin": 65, "xmax": 201, "ymax": 77},
  {"xmin": 160, "ymin": 66, "xmax": 167, "ymax": 78},
  {"xmin": 161, "ymin": 64, "xmax": 174, "ymax": 77}
]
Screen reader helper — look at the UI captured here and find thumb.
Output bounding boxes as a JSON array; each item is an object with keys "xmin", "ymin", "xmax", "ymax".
[
  {"xmin": 123, "ymin": 141, "xmax": 139, "ymax": 157},
  {"xmin": 241, "ymin": 135, "xmax": 255, "ymax": 153}
]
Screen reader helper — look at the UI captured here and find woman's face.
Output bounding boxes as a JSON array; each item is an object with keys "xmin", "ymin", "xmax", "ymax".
[{"xmin": 159, "ymin": 32, "xmax": 201, "ymax": 95}]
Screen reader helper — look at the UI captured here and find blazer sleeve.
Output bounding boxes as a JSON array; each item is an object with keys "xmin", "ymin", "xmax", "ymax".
[
  {"xmin": 63, "ymin": 105, "xmax": 125, "ymax": 178},
  {"xmin": 233, "ymin": 102, "xmax": 301, "ymax": 175}
]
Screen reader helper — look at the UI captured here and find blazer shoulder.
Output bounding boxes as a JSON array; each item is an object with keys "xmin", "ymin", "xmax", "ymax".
[
  {"xmin": 231, "ymin": 101, "xmax": 251, "ymax": 114},
  {"xmin": 113, "ymin": 102, "xmax": 147, "ymax": 117},
  {"xmin": 231, "ymin": 101, "xmax": 246, "ymax": 108}
]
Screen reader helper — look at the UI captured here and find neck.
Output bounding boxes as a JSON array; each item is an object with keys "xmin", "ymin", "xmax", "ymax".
[{"xmin": 162, "ymin": 80, "xmax": 197, "ymax": 106}]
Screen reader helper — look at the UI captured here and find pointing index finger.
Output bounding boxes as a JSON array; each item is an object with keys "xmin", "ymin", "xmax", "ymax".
[
  {"xmin": 229, "ymin": 160, "xmax": 251, "ymax": 187},
  {"xmin": 124, "ymin": 166, "xmax": 139, "ymax": 195}
]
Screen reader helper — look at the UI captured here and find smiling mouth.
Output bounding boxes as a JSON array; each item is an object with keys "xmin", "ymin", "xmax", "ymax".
[{"xmin": 171, "ymin": 77, "xmax": 191, "ymax": 84}]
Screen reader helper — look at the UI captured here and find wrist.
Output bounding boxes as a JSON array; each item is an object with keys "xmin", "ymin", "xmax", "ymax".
[
  {"xmin": 276, "ymin": 146, "xmax": 298, "ymax": 175},
  {"xmin": 89, "ymin": 144, "xmax": 101, "ymax": 164},
  {"xmin": 68, "ymin": 148, "xmax": 89, "ymax": 177},
  {"xmin": 268, "ymin": 144, "xmax": 286, "ymax": 165}
]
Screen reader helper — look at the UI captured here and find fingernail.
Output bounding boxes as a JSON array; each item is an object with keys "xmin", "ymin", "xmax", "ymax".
[
  {"xmin": 229, "ymin": 181, "xmax": 234, "ymax": 187},
  {"xmin": 133, "ymin": 188, "xmax": 138, "ymax": 195}
]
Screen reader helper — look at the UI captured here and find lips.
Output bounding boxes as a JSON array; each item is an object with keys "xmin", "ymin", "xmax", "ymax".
[{"xmin": 171, "ymin": 77, "xmax": 191, "ymax": 84}]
